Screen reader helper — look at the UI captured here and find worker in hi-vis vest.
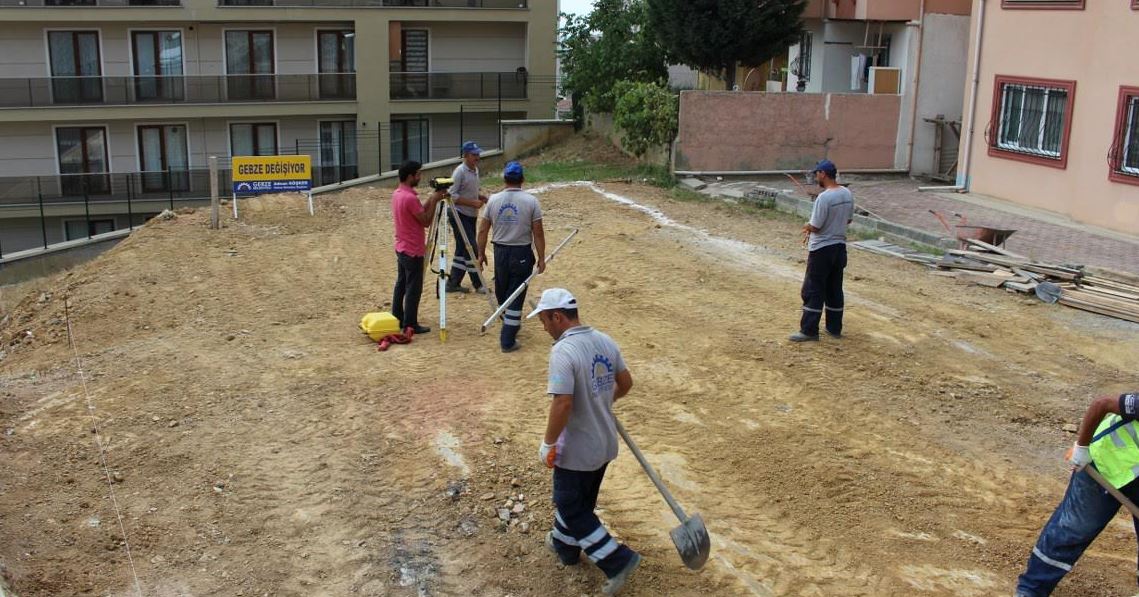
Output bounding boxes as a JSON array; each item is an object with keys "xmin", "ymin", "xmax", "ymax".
[{"xmin": 1016, "ymin": 391, "xmax": 1139, "ymax": 597}]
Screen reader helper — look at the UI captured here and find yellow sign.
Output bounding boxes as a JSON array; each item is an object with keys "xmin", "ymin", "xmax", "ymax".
[{"xmin": 232, "ymin": 155, "xmax": 311, "ymax": 182}]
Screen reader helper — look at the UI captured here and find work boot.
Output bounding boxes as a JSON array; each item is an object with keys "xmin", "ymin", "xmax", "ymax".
[
  {"xmin": 546, "ymin": 531, "xmax": 580, "ymax": 566},
  {"xmin": 445, "ymin": 283, "xmax": 470, "ymax": 294},
  {"xmin": 501, "ymin": 341, "xmax": 522, "ymax": 353},
  {"xmin": 788, "ymin": 332, "xmax": 819, "ymax": 342},
  {"xmin": 601, "ymin": 552, "xmax": 642, "ymax": 596},
  {"xmin": 475, "ymin": 285, "xmax": 489, "ymax": 295},
  {"xmin": 826, "ymin": 330, "xmax": 842, "ymax": 339},
  {"xmin": 410, "ymin": 325, "xmax": 431, "ymax": 335}
]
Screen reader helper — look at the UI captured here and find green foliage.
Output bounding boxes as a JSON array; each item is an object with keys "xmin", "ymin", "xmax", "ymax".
[
  {"xmin": 558, "ymin": 0, "xmax": 671, "ymax": 113},
  {"xmin": 612, "ymin": 81, "xmax": 678, "ymax": 158},
  {"xmin": 522, "ymin": 160, "xmax": 675, "ymax": 187},
  {"xmin": 646, "ymin": 0, "xmax": 807, "ymax": 88}
]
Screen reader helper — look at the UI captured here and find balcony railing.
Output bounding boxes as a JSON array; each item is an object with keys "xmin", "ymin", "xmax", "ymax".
[
  {"xmin": 0, "ymin": 0, "xmax": 180, "ymax": 6},
  {"xmin": 0, "ymin": 74, "xmax": 356, "ymax": 108},
  {"xmin": 390, "ymin": 72, "xmax": 527, "ymax": 101},
  {"xmin": 218, "ymin": 0, "xmax": 525, "ymax": 6}
]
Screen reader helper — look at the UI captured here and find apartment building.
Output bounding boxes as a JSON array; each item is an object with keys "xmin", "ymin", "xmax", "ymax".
[
  {"xmin": 957, "ymin": 0, "xmax": 1139, "ymax": 235},
  {"xmin": 691, "ymin": 0, "xmax": 972, "ymax": 176},
  {"xmin": 0, "ymin": 0, "xmax": 556, "ymax": 257}
]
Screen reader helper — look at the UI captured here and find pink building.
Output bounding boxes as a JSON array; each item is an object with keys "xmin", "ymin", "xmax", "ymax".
[{"xmin": 958, "ymin": 0, "xmax": 1139, "ymax": 235}]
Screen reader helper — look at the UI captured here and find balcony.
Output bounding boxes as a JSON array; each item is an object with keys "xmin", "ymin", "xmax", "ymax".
[
  {"xmin": 0, "ymin": 0, "xmax": 180, "ymax": 6},
  {"xmin": 0, "ymin": 74, "xmax": 356, "ymax": 108},
  {"xmin": 390, "ymin": 72, "xmax": 527, "ymax": 101},
  {"xmin": 218, "ymin": 0, "xmax": 525, "ymax": 6}
]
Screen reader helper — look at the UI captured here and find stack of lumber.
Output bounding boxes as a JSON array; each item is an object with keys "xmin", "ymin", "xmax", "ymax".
[{"xmin": 851, "ymin": 238, "xmax": 1139, "ymax": 323}]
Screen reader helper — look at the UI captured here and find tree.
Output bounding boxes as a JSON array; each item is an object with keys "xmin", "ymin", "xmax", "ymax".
[
  {"xmin": 559, "ymin": 0, "xmax": 671, "ymax": 114},
  {"xmin": 646, "ymin": 0, "xmax": 807, "ymax": 90},
  {"xmin": 612, "ymin": 81, "xmax": 678, "ymax": 158}
]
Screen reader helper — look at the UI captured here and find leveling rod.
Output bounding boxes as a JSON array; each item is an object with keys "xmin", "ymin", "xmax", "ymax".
[{"xmin": 481, "ymin": 228, "xmax": 579, "ymax": 333}]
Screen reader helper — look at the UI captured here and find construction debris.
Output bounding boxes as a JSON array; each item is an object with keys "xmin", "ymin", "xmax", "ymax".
[{"xmin": 852, "ymin": 238, "xmax": 1139, "ymax": 324}]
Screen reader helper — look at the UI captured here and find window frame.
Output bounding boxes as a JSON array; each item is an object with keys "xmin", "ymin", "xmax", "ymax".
[
  {"xmin": 1000, "ymin": 0, "xmax": 1085, "ymax": 9},
  {"xmin": 987, "ymin": 75, "xmax": 1076, "ymax": 170},
  {"xmin": 1109, "ymin": 86, "xmax": 1139, "ymax": 186}
]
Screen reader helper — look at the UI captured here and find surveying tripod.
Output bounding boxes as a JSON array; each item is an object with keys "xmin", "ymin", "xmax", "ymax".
[{"xmin": 423, "ymin": 178, "xmax": 497, "ymax": 342}]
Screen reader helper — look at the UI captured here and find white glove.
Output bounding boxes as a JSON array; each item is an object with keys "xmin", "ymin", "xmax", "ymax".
[
  {"xmin": 539, "ymin": 442, "xmax": 557, "ymax": 468},
  {"xmin": 1068, "ymin": 443, "xmax": 1091, "ymax": 470}
]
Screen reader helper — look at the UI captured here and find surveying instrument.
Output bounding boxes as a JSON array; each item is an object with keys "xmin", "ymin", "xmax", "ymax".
[{"xmin": 423, "ymin": 177, "xmax": 497, "ymax": 343}]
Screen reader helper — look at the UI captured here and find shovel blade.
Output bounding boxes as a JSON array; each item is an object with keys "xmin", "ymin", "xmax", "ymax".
[{"xmin": 669, "ymin": 512, "xmax": 710, "ymax": 570}]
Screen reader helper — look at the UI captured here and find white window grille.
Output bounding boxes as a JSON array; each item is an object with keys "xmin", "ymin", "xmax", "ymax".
[{"xmin": 997, "ymin": 83, "xmax": 1068, "ymax": 158}]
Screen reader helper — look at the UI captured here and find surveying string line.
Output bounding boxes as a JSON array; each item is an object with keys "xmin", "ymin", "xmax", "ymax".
[{"xmin": 64, "ymin": 298, "xmax": 145, "ymax": 597}]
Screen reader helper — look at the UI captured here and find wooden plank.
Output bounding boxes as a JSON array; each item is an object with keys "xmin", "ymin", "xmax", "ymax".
[
  {"xmin": 964, "ymin": 238, "xmax": 1028, "ymax": 260},
  {"xmin": 957, "ymin": 271, "xmax": 1009, "ymax": 287},
  {"xmin": 1079, "ymin": 286, "xmax": 1139, "ymax": 302},
  {"xmin": 1005, "ymin": 281, "xmax": 1039, "ymax": 293},
  {"xmin": 1059, "ymin": 297, "xmax": 1139, "ymax": 323},
  {"xmin": 1063, "ymin": 289, "xmax": 1139, "ymax": 313},
  {"xmin": 937, "ymin": 258, "xmax": 998, "ymax": 272}
]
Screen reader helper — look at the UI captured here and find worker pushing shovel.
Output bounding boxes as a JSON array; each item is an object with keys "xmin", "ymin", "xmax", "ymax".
[
  {"xmin": 1015, "ymin": 390, "xmax": 1139, "ymax": 597},
  {"xmin": 530, "ymin": 288, "xmax": 710, "ymax": 596}
]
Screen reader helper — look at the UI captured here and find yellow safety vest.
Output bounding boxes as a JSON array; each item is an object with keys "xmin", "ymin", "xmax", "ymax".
[{"xmin": 1089, "ymin": 414, "xmax": 1139, "ymax": 489}]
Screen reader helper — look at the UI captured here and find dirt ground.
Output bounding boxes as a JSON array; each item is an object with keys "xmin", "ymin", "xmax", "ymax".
[{"xmin": 3, "ymin": 149, "xmax": 1139, "ymax": 596}]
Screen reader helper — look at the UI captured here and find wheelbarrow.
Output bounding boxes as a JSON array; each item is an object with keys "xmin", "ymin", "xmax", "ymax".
[{"xmin": 929, "ymin": 210, "xmax": 1016, "ymax": 249}]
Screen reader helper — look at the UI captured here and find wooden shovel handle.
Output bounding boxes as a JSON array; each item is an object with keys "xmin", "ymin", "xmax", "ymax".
[
  {"xmin": 615, "ymin": 419, "xmax": 689, "ymax": 523},
  {"xmin": 1085, "ymin": 465, "xmax": 1139, "ymax": 519}
]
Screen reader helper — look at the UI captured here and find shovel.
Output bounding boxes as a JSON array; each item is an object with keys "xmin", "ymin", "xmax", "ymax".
[{"xmin": 615, "ymin": 419, "xmax": 710, "ymax": 570}]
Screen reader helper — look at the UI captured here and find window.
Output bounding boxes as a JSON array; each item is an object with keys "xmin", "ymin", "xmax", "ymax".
[
  {"xmin": 225, "ymin": 30, "xmax": 275, "ymax": 100},
  {"xmin": 791, "ymin": 31, "xmax": 812, "ymax": 90},
  {"xmin": 390, "ymin": 118, "xmax": 429, "ymax": 170},
  {"xmin": 132, "ymin": 31, "xmax": 183, "ymax": 101},
  {"xmin": 318, "ymin": 30, "xmax": 355, "ymax": 99},
  {"xmin": 1001, "ymin": 0, "xmax": 1085, "ymax": 8},
  {"xmin": 56, "ymin": 127, "xmax": 110, "ymax": 195},
  {"xmin": 1110, "ymin": 86, "xmax": 1139, "ymax": 185},
  {"xmin": 138, "ymin": 125, "xmax": 189, "ymax": 192},
  {"xmin": 988, "ymin": 76, "xmax": 1076, "ymax": 169},
  {"xmin": 65, "ymin": 219, "xmax": 115, "ymax": 241},
  {"xmin": 230, "ymin": 123, "xmax": 277, "ymax": 157},
  {"xmin": 48, "ymin": 31, "xmax": 102, "ymax": 103},
  {"xmin": 319, "ymin": 121, "xmax": 357, "ymax": 185}
]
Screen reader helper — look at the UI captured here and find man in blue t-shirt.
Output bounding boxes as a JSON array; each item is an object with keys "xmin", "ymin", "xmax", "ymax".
[{"xmin": 790, "ymin": 159, "xmax": 854, "ymax": 342}]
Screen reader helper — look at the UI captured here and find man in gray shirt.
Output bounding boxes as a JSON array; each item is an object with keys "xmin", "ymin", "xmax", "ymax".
[
  {"xmin": 790, "ymin": 159, "xmax": 854, "ymax": 342},
  {"xmin": 529, "ymin": 288, "xmax": 641, "ymax": 596},
  {"xmin": 477, "ymin": 161, "xmax": 545, "ymax": 352},
  {"xmin": 445, "ymin": 141, "xmax": 488, "ymax": 294}
]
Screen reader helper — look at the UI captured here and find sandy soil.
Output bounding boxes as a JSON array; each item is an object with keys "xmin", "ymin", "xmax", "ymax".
[{"xmin": 2, "ymin": 159, "xmax": 1139, "ymax": 596}]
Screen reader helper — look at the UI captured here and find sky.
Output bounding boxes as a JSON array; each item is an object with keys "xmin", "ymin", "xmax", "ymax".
[{"xmin": 559, "ymin": 0, "xmax": 595, "ymax": 17}]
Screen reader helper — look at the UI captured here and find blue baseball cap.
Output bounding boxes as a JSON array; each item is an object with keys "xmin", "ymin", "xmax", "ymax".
[
  {"xmin": 813, "ymin": 159, "xmax": 837, "ymax": 178},
  {"xmin": 461, "ymin": 141, "xmax": 482, "ymax": 156},
  {"xmin": 503, "ymin": 161, "xmax": 524, "ymax": 181}
]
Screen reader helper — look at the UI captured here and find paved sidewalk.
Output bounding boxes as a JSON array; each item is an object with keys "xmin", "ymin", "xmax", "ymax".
[{"xmin": 703, "ymin": 176, "xmax": 1139, "ymax": 277}]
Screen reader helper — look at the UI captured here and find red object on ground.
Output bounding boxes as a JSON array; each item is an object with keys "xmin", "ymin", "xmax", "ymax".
[{"xmin": 377, "ymin": 329, "xmax": 414, "ymax": 352}]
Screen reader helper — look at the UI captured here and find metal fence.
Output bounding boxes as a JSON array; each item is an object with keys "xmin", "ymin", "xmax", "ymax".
[
  {"xmin": 390, "ymin": 72, "xmax": 527, "ymax": 101},
  {"xmin": 0, "ymin": 102, "xmax": 526, "ymax": 259},
  {"xmin": 0, "ymin": 74, "xmax": 356, "ymax": 109},
  {"xmin": 0, "ymin": 0, "xmax": 179, "ymax": 5}
]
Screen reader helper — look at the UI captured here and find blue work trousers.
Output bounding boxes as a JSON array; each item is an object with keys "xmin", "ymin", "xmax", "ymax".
[
  {"xmin": 492, "ymin": 243, "xmax": 533, "ymax": 350},
  {"xmin": 1016, "ymin": 467, "xmax": 1139, "ymax": 596},
  {"xmin": 548, "ymin": 464, "xmax": 637, "ymax": 578}
]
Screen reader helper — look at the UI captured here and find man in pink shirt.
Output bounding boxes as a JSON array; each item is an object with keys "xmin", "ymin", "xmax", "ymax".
[{"xmin": 392, "ymin": 160, "xmax": 443, "ymax": 334}]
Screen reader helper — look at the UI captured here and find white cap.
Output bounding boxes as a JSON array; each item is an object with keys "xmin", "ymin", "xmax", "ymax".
[{"xmin": 526, "ymin": 288, "xmax": 578, "ymax": 319}]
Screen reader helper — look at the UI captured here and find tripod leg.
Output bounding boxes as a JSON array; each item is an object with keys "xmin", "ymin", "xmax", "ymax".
[{"xmin": 447, "ymin": 197, "xmax": 496, "ymax": 309}]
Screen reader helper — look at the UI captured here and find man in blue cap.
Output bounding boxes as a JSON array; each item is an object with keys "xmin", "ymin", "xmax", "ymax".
[
  {"xmin": 790, "ymin": 159, "xmax": 854, "ymax": 342},
  {"xmin": 445, "ymin": 141, "xmax": 489, "ymax": 294},
  {"xmin": 477, "ymin": 161, "xmax": 546, "ymax": 352}
]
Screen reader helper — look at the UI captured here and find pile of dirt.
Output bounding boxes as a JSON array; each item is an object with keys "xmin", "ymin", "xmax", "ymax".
[
  {"xmin": 526, "ymin": 131, "xmax": 639, "ymax": 167},
  {"xmin": 1, "ymin": 162, "xmax": 1138, "ymax": 596}
]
